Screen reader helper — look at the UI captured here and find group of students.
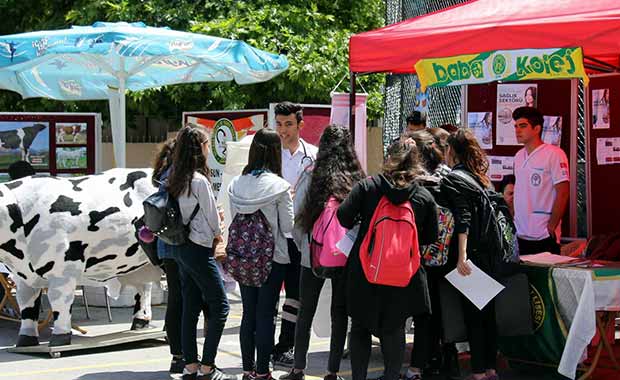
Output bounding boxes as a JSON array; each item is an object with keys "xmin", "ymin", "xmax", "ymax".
[{"xmin": 150, "ymin": 101, "xmax": 569, "ymax": 380}]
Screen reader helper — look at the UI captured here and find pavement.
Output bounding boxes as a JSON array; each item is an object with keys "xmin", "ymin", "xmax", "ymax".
[{"xmin": 0, "ymin": 288, "xmax": 571, "ymax": 380}]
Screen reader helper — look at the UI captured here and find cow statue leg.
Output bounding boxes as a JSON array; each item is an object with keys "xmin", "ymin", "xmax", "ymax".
[
  {"xmin": 46, "ymin": 276, "xmax": 78, "ymax": 346},
  {"xmin": 15, "ymin": 281, "xmax": 43, "ymax": 347},
  {"xmin": 130, "ymin": 282, "xmax": 153, "ymax": 330}
]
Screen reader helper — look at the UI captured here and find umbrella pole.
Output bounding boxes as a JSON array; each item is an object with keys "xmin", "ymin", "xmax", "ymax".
[{"xmin": 118, "ymin": 78, "xmax": 126, "ymax": 168}]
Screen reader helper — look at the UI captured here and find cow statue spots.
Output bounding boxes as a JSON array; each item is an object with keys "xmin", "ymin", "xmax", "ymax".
[{"xmin": 0, "ymin": 168, "xmax": 162, "ymax": 347}]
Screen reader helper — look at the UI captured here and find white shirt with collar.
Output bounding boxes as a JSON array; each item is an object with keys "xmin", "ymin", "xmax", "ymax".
[
  {"xmin": 282, "ymin": 138, "xmax": 317, "ymax": 188},
  {"xmin": 514, "ymin": 143, "xmax": 569, "ymax": 241},
  {"xmin": 282, "ymin": 138, "xmax": 317, "ymax": 239}
]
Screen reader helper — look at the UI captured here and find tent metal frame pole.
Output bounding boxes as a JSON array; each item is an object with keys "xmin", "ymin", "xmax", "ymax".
[
  {"xmin": 584, "ymin": 55, "xmax": 620, "ymax": 72},
  {"xmin": 349, "ymin": 71, "xmax": 357, "ymax": 144}
]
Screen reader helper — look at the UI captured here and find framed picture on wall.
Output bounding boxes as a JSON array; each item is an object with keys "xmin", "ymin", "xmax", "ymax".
[
  {"xmin": 0, "ymin": 121, "xmax": 50, "ymax": 169},
  {"xmin": 56, "ymin": 147, "xmax": 87, "ymax": 169},
  {"xmin": 56, "ymin": 122, "xmax": 88, "ymax": 144}
]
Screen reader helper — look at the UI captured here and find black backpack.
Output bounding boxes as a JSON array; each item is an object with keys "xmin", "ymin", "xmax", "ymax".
[
  {"xmin": 452, "ymin": 171, "xmax": 517, "ymax": 273},
  {"xmin": 142, "ymin": 189, "xmax": 199, "ymax": 246}
]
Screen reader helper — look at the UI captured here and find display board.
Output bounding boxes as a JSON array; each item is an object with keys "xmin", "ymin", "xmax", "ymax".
[
  {"xmin": 467, "ymin": 79, "xmax": 574, "ymax": 236},
  {"xmin": 0, "ymin": 113, "xmax": 101, "ymax": 181},
  {"xmin": 587, "ymin": 74, "xmax": 620, "ymax": 236}
]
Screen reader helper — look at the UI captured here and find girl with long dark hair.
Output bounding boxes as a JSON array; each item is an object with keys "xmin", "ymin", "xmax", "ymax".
[
  {"xmin": 441, "ymin": 129, "xmax": 498, "ymax": 380},
  {"xmin": 167, "ymin": 125, "xmax": 233, "ymax": 380},
  {"xmin": 280, "ymin": 124, "xmax": 365, "ymax": 380},
  {"xmin": 152, "ymin": 138, "xmax": 211, "ymax": 375},
  {"xmin": 337, "ymin": 141, "xmax": 438, "ymax": 380},
  {"xmin": 227, "ymin": 128, "xmax": 294, "ymax": 380}
]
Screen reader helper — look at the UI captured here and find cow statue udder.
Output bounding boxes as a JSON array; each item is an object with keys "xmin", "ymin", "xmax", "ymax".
[{"xmin": 0, "ymin": 168, "xmax": 162, "ymax": 347}]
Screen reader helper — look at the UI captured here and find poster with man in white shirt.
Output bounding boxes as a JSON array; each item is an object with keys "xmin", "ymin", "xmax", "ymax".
[
  {"xmin": 272, "ymin": 102, "xmax": 317, "ymax": 366},
  {"xmin": 512, "ymin": 106, "xmax": 570, "ymax": 256}
]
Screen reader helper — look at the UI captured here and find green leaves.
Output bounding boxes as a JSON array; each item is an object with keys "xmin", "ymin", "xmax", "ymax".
[{"xmin": 0, "ymin": 0, "xmax": 385, "ymax": 121}]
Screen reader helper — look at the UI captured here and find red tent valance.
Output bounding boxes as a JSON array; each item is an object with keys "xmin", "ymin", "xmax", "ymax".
[{"xmin": 349, "ymin": 0, "xmax": 620, "ymax": 74}]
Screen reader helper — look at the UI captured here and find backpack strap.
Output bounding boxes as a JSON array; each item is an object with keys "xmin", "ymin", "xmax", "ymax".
[{"xmin": 451, "ymin": 170, "xmax": 494, "ymax": 205}]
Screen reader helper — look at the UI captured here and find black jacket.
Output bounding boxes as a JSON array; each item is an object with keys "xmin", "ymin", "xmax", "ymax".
[
  {"xmin": 337, "ymin": 175, "xmax": 438, "ymax": 333},
  {"xmin": 440, "ymin": 165, "xmax": 495, "ymax": 274}
]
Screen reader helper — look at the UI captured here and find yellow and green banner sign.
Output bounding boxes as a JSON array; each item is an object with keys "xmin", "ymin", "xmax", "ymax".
[{"xmin": 414, "ymin": 47, "xmax": 589, "ymax": 91}]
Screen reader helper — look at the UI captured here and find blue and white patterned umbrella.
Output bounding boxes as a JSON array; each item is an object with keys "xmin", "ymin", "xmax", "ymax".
[{"xmin": 0, "ymin": 21, "xmax": 288, "ymax": 167}]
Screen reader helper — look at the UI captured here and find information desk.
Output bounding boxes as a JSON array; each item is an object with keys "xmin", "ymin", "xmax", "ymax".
[{"xmin": 500, "ymin": 263, "xmax": 620, "ymax": 379}]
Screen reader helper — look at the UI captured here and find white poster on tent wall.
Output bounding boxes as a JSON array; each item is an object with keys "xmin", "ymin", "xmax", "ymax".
[
  {"xmin": 330, "ymin": 93, "xmax": 368, "ymax": 171},
  {"xmin": 542, "ymin": 116, "xmax": 563, "ymax": 146},
  {"xmin": 592, "ymin": 89, "xmax": 610, "ymax": 129},
  {"xmin": 496, "ymin": 83, "xmax": 537, "ymax": 146},
  {"xmin": 467, "ymin": 112, "xmax": 493, "ymax": 149}
]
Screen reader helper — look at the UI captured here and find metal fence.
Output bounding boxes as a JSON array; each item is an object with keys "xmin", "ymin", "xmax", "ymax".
[{"xmin": 383, "ymin": 0, "xmax": 470, "ymax": 149}]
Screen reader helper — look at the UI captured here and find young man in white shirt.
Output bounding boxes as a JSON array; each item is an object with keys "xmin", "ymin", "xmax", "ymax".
[
  {"xmin": 512, "ymin": 106, "xmax": 570, "ymax": 255},
  {"xmin": 272, "ymin": 102, "xmax": 317, "ymax": 367}
]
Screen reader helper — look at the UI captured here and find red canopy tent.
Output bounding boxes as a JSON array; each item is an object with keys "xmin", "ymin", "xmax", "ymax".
[{"xmin": 349, "ymin": 0, "xmax": 620, "ymax": 74}]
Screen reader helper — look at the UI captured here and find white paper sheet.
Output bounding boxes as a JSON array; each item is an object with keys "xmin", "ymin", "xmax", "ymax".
[
  {"xmin": 445, "ymin": 260, "xmax": 505, "ymax": 310},
  {"xmin": 520, "ymin": 252, "xmax": 580, "ymax": 265},
  {"xmin": 596, "ymin": 137, "xmax": 620, "ymax": 165},
  {"xmin": 336, "ymin": 225, "xmax": 359, "ymax": 258}
]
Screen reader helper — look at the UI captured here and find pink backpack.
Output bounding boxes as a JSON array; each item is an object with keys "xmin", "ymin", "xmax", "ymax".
[
  {"xmin": 359, "ymin": 196, "xmax": 420, "ymax": 287},
  {"xmin": 310, "ymin": 197, "xmax": 348, "ymax": 278}
]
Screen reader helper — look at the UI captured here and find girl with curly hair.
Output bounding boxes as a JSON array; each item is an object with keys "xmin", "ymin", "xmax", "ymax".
[
  {"xmin": 280, "ymin": 124, "xmax": 365, "ymax": 380},
  {"xmin": 440, "ymin": 129, "xmax": 498, "ymax": 380}
]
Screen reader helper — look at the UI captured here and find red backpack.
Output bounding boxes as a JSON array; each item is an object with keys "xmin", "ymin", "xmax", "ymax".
[{"xmin": 359, "ymin": 196, "xmax": 420, "ymax": 287}]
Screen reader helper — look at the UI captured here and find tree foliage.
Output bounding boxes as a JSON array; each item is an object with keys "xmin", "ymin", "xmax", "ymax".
[{"xmin": 0, "ymin": 0, "xmax": 385, "ymax": 126}]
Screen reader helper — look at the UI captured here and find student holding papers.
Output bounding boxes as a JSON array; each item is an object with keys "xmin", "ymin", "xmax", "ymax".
[{"xmin": 440, "ymin": 129, "xmax": 499, "ymax": 380}]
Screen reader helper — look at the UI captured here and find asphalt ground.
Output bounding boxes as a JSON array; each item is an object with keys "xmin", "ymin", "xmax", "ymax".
[{"xmin": 0, "ymin": 288, "xmax": 590, "ymax": 380}]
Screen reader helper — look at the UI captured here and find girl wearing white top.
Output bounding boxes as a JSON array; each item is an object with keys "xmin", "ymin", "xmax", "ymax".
[{"xmin": 167, "ymin": 125, "xmax": 234, "ymax": 380}]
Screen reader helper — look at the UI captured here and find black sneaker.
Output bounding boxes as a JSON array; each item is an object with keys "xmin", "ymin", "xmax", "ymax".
[
  {"xmin": 170, "ymin": 357, "xmax": 185, "ymax": 374},
  {"xmin": 242, "ymin": 372, "xmax": 256, "ymax": 380},
  {"xmin": 182, "ymin": 368, "xmax": 198, "ymax": 380},
  {"xmin": 198, "ymin": 367, "xmax": 237, "ymax": 380},
  {"xmin": 280, "ymin": 370, "xmax": 304, "ymax": 380},
  {"xmin": 272, "ymin": 349, "xmax": 294, "ymax": 367},
  {"xmin": 324, "ymin": 374, "xmax": 344, "ymax": 380}
]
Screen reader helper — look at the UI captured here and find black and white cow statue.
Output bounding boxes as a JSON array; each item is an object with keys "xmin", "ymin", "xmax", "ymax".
[
  {"xmin": 0, "ymin": 123, "xmax": 47, "ymax": 162},
  {"xmin": 0, "ymin": 168, "xmax": 162, "ymax": 347}
]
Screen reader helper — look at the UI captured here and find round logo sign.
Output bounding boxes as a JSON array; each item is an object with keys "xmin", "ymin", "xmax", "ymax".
[
  {"xmin": 492, "ymin": 54, "xmax": 507, "ymax": 76},
  {"xmin": 529, "ymin": 283, "xmax": 545, "ymax": 331},
  {"xmin": 211, "ymin": 118, "xmax": 237, "ymax": 165},
  {"xmin": 531, "ymin": 172, "xmax": 542, "ymax": 187}
]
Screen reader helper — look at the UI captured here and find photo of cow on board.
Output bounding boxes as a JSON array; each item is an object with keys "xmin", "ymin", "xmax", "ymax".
[
  {"xmin": 56, "ymin": 123, "xmax": 87, "ymax": 144},
  {"xmin": 0, "ymin": 121, "xmax": 49, "ymax": 169}
]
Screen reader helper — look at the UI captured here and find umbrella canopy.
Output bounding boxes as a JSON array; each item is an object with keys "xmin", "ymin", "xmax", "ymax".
[
  {"xmin": 0, "ymin": 21, "xmax": 288, "ymax": 167},
  {"xmin": 350, "ymin": 0, "xmax": 620, "ymax": 74}
]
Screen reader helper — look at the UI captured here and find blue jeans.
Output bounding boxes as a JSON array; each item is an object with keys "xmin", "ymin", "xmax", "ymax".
[
  {"xmin": 239, "ymin": 262, "xmax": 286, "ymax": 374},
  {"xmin": 176, "ymin": 241, "xmax": 230, "ymax": 366}
]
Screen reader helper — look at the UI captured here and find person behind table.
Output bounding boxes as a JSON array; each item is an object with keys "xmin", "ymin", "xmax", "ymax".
[
  {"xmin": 228, "ymin": 128, "xmax": 294, "ymax": 380},
  {"xmin": 280, "ymin": 124, "xmax": 365, "ymax": 380},
  {"xmin": 272, "ymin": 101, "xmax": 318, "ymax": 366},
  {"xmin": 512, "ymin": 107, "xmax": 569, "ymax": 255},
  {"xmin": 337, "ymin": 140, "xmax": 438, "ymax": 380},
  {"xmin": 440, "ymin": 129, "xmax": 499, "ymax": 380},
  {"xmin": 167, "ymin": 125, "xmax": 233, "ymax": 380},
  {"xmin": 499, "ymin": 175, "xmax": 516, "ymax": 218},
  {"xmin": 152, "ymin": 139, "xmax": 210, "ymax": 375},
  {"xmin": 406, "ymin": 111, "xmax": 427, "ymax": 132}
]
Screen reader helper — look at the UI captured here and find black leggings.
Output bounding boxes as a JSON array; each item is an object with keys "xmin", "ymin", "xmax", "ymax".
[
  {"xmin": 350, "ymin": 320, "xmax": 405, "ymax": 380},
  {"xmin": 162, "ymin": 259, "xmax": 210, "ymax": 357}
]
